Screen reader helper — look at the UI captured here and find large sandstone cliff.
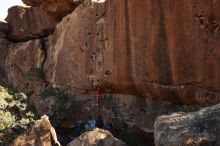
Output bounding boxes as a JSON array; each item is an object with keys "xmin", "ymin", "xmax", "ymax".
[
  {"xmin": 44, "ymin": 0, "xmax": 220, "ymax": 106},
  {"xmin": 1, "ymin": 0, "xmax": 220, "ymax": 145},
  {"xmin": 1, "ymin": 0, "xmax": 220, "ymax": 106},
  {"xmin": 0, "ymin": 0, "xmax": 219, "ymax": 129}
]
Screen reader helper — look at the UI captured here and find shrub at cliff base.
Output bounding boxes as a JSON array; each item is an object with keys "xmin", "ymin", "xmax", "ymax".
[{"xmin": 0, "ymin": 83, "xmax": 38, "ymax": 145}]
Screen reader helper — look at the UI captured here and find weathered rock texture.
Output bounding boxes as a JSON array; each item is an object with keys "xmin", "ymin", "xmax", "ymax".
[
  {"xmin": 70, "ymin": 94, "xmax": 197, "ymax": 146},
  {"xmin": 0, "ymin": 21, "xmax": 9, "ymax": 33},
  {"xmin": 154, "ymin": 103, "xmax": 220, "ymax": 146},
  {"xmin": 1, "ymin": 0, "xmax": 220, "ymax": 144},
  {"xmin": 0, "ymin": 32, "xmax": 6, "ymax": 39},
  {"xmin": 6, "ymin": 6, "xmax": 57, "ymax": 42},
  {"xmin": 9, "ymin": 116, "xmax": 58, "ymax": 146},
  {"xmin": 43, "ymin": 0, "xmax": 220, "ymax": 106},
  {"xmin": 5, "ymin": 39, "xmax": 46, "ymax": 94},
  {"xmin": 67, "ymin": 128, "xmax": 127, "ymax": 146},
  {"xmin": 22, "ymin": 0, "xmax": 84, "ymax": 21},
  {"xmin": 0, "ymin": 39, "xmax": 9, "ymax": 80},
  {"xmin": 0, "ymin": 21, "xmax": 9, "ymax": 38},
  {"xmin": 39, "ymin": 93, "xmax": 195, "ymax": 146},
  {"xmin": 79, "ymin": 94, "xmax": 197, "ymax": 133}
]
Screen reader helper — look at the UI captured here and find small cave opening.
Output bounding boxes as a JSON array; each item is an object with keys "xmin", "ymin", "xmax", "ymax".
[
  {"xmin": 55, "ymin": 127, "xmax": 76, "ymax": 146},
  {"xmin": 112, "ymin": 123, "xmax": 155, "ymax": 146}
]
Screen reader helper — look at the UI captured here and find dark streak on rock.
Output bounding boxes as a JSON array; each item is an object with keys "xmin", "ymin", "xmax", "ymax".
[{"xmin": 124, "ymin": 0, "xmax": 133, "ymax": 81}]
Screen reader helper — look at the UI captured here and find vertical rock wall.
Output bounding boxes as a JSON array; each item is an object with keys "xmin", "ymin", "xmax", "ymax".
[{"xmin": 43, "ymin": 0, "xmax": 220, "ymax": 106}]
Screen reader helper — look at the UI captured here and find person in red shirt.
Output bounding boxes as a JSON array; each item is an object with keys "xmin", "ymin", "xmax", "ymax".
[{"xmin": 93, "ymin": 80, "xmax": 103, "ymax": 109}]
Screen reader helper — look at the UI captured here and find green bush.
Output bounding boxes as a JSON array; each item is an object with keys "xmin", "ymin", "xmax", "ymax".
[
  {"xmin": 0, "ymin": 84, "xmax": 38, "ymax": 145},
  {"xmin": 0, "ymin": 111, "xmax": 16, "ymax": 131}
]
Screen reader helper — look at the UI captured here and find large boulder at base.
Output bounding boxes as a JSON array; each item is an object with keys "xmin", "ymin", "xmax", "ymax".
[
  {"xmin": 6, "ymin": 39, "xmax": 45, "ymax": 94},
  {"xmin": 9, "ymin": 116, "xmax": 60, "ymax": 146},
  {"xmin": 67, "ymin": 128, "xmax": 127, "ymax": 146},
  {"xmin": 5, "ymin": 6, "xmax": 57, "ymax": 42},
  {"xmin": 154, "ymin": 103, "xmax": 220, "ymax": 146},
  {"xmin": 22, "ymin": 0, "xmax": 84, "ymax": 21},
  {"xmin": 44, "ymin": 0, "xmax": 220, "ymax": 106}
]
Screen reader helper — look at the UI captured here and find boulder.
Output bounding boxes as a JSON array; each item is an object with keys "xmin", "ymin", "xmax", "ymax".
[
  {"xmin": 67, "ymin": 128, "xmax": 127, "ymax": 146},
  {"xmin": 22, "ymin": 0, "xmax": 84, "ymax": 21},
  {"xmin": 154, "ymin": 103, "xmax": 220, "ymax": 146},
  {"xmin": 9, "ymin": 116, "xmax": 60, "ymax": 146},
  {"xmin": 43, "ymin": 0, "xmax": 220, "ymax": 106},
  {"xmin": 5, "ymin": 6, "xmax": 57, "ymax": 42}
]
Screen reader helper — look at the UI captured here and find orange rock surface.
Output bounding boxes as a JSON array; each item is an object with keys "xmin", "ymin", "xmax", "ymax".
[
  {"xmin": 44, "ymin": 0, "xmax": 220, "ymax": 106},
  {"xmin": 6, "ymin": 6, "xmax": 57, "ymax": 42}
]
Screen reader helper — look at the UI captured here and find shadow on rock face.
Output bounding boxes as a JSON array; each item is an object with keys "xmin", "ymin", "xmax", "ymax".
[{"xmin": 113, "ymin": 124, "xmax": 155, "ymax": 146}]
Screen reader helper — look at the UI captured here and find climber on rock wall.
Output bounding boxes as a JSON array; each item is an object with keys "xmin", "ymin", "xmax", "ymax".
[{"xmin": 93, "ymin": 80, "xmax": 103, "ymax": 109}]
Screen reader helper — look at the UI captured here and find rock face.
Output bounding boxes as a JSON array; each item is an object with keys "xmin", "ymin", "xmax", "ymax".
[
  {"xmin": 0, "ymin": 39, "xmax": 9, "ymax": 80},
  {"xmin": 1, "ymin": 0, "xmax": 220, "ymax": 145},
  {"xmin": 0, "ymin": 21, "xmax": 9, "ymax": 39},
  {"xmin": 22, "ymin": 0, "xmax": 84, "ymax": 21},
  {"xmin": 67, "ymin": 128, "xmax": 127, "ymax": 146},
  {"xmin": 79, "ymin": 94, "xmax": 197, "ymax": 133},
  {"xmin": 154, "ymin": 103, "xmax": 220, "ymax": 146},
  {"xmin": 0, "ymin": 32, "xmax": 6, "ymax": 39},
  {"xmin": 6, "ymin": 6, "xmax": 57, "ymax": 42},
  {"xmin": 43, "ymin": 0, "xmax": 220, "ymax": 106},
  {"xmin": 5, "ymin": 39, "xmax": 45, "ymax": 93},
  {"xmin": 0, "ymin": 21, "xmax": 9, "ymax": 33},
  {"xmin": 9, "ymin": 116, "xmax": 59, "ymax": 146}
]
